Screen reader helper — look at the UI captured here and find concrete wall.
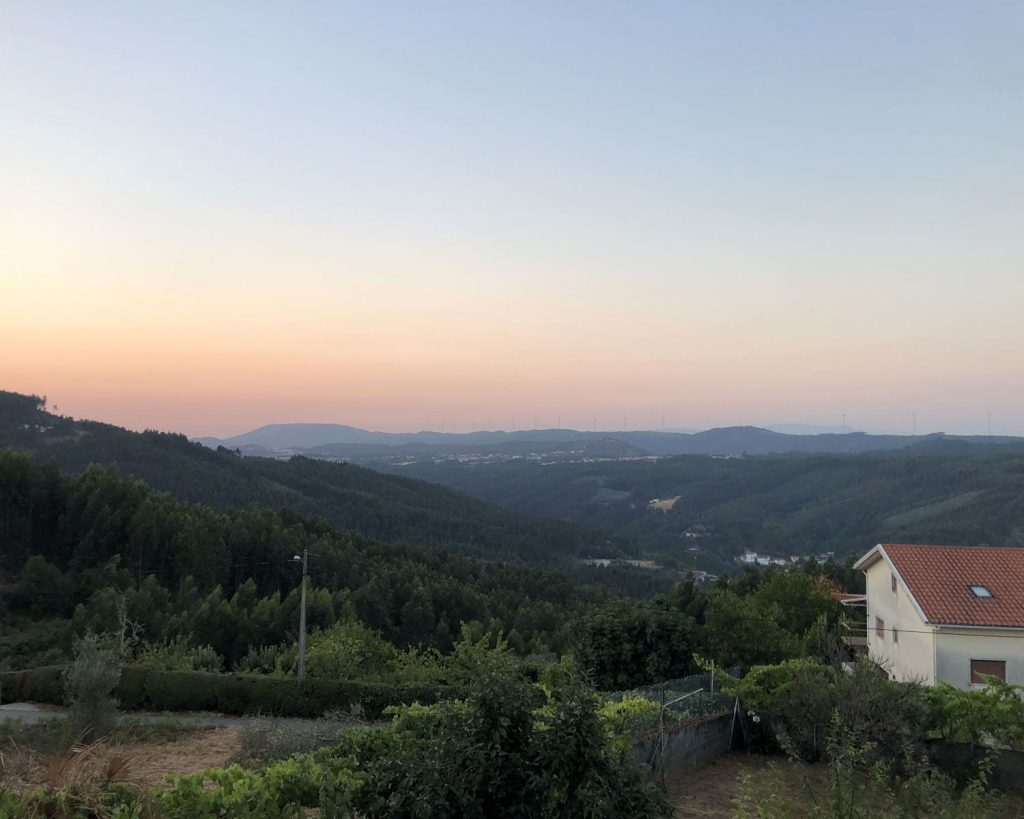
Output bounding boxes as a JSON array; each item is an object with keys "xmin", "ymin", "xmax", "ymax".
[
  {"xmin": 934, "ymin": 629, "xmax": 1024, "ymax": 689},
  {"xmin": 864, "ymin": 556, "xmax": 935, "ymax": 684},
  {"xmin": 632, "ymin": 711, "xmax": 734, "ymax": 782}
]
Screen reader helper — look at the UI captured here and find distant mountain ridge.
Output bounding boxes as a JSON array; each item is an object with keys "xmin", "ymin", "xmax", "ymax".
[
  {"xmin": 196, "ymin": 421, "xmax": 1024, "ymax": 458},
  {"xmin": 0, "ymin": 391, "xmax": 608, "ymax": 565}
]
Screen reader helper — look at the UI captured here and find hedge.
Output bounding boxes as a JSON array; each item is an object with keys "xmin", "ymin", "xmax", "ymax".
[
  {"xmin": 0, "ymin": 665, "xmax": 456, "ymax": 719},
  {"xmin": 0, "ymin": 665, "xmax": 64, "ymax": 705}
]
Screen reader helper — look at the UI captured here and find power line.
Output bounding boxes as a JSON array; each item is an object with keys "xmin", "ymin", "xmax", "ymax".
[{"xmin": 843, "ymin": 623, "xmax": 1024, "ymax": 639}]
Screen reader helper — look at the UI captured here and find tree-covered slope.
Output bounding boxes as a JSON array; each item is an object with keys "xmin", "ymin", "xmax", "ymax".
[
  {"xmin": 0, "ymin": 447, "xmax": 600, "ymax": 669},
  {"xmin": 387, "ymin": 451, "xmax": 1024, "ymax": 569},
  {"xmin": 0, "ymin": 391, "xmax": 609, "ymax": 564}
]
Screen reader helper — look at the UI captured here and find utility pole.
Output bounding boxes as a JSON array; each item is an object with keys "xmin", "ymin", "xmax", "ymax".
[{"xmin": 295, "ymin": 549, "xmax": 308, "ymax": 683}]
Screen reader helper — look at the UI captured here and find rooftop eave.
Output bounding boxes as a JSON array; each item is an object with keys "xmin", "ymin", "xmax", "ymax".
[
  {"xmin": 933, "ymin": 622, "xmax": 1024, "ymax": 632},
  {"xmin": 854, "ymin": 544, "xmax": 932, "ymax": 626},
  {"xmin": 853, "ymin": 544, "xmax": 886, "ymax": 572}
]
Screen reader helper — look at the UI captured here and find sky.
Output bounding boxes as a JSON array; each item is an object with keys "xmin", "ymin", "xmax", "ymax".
[{"xmin": 2, "ymin": 2, "xmax": 1022, "ymax": 437}]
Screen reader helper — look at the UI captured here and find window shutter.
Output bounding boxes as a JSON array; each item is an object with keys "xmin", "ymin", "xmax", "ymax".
[{"xmin": 970, "ymin": 659, "xmax": 1006, "ymax": 684}]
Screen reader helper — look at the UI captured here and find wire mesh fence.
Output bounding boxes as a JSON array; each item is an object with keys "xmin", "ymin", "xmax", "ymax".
[{"xmin": 608, "ymin": 667, "xmax": 741, "ymax": 741}]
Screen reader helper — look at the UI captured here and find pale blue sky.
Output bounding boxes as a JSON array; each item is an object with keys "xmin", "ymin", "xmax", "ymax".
[{"xmin": 2, "ymin": 2, "xmax": 1022, "ymax": 435}]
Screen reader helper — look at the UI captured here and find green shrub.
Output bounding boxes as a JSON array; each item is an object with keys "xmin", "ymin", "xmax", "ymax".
[
  {"xmin": 156, "ymin": 754, "xmax": 363, "ymax": 818},
  {"xmin": 927, "ymin": 677, "xmax": 1024, "ymax": 750},
  {"xmin": 144, "ymin": 669, "xmax": 225, "ymax": 712},
  {"xmin": 235, "ymin": 644, "xmax": 293, "ymax": 676},
  {"xmin": 64, "ymin": 632, "xmax": 121, "ymax": 740},
  {"xmin": 116, "ymin": 663, "xmax": 150, "ymax": 708},
  {"xmin": 1, "ymin": 664, "xmax": 455, "ymax": 719},
  {"xmin": 335, "ymin": 652, "xmax": 671, "ymax": 818},
  {"xmin": 725, "ymin": 658, "xmax": 929, "ymax": 762},
  {"xmin": 0, "ymin": 665, "xmax": 64, "ymax": 704},
  {"xmin": 305, "ymin": 620, "xmax": 399, "ymax": 680},
  {"xmin": 137, "ymin": 636, "xmax": 224, "ymax": 673}
]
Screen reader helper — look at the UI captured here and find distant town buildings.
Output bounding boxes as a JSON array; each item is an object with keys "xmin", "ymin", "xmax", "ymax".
[{"xmin": 737, "ymin": 550, "xmax": 834, "ymax": 568}]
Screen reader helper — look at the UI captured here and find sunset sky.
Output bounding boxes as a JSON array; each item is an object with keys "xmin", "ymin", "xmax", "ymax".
[{"xmin": 2, "ymin": 2, "xmax": 1022, "ymax": 437}]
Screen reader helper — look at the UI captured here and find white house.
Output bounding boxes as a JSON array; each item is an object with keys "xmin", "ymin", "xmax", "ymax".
[{"xmin": 854, "ymin": 543, "xmax": 1024, "ymax": 689}]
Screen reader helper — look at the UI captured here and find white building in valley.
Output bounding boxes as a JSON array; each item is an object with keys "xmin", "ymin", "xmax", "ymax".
[{"xmin": 854, "ymin": 543, "xmax": 1024, "ymax": 689}]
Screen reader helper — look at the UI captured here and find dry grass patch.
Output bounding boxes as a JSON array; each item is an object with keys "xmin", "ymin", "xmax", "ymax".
[
  {"xmin": 0, "ymin": 725, "xmax": 239, "ymax": 794},
  {"xmin": 668, "ymin": 753, "xmax": 1024, "ymax": 819}
]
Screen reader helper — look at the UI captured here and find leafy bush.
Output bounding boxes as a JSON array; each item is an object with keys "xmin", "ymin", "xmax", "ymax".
[
  {"xmin": 335, "ymin": 650, "xmax": 671, "ymax": 818},
  {"xmin": 725, "ymin": 658, "xmax": 928, "ymax": 762},
  {"xmin": 235, "ymin": 644, "xmax": 294, "ymax": 676},
  {"xmin": 927, "ymin": 677, "xmax": 1024, "ymax": 750},
  {"xmin": 137, "ymin": 635, "xmax": 224, "ymax": 672},
  {"xmin": 156, "ymin": 754, "xmax": 363, "ymax": 818},
  {"xmin": 573, "ymin": 599, "xmax": 698, "ymax": 689},
  {"xmin": 599, "ymin": 695, "xmax": 661, "ymax": 753},
  {"xmin": 305, "ymin": 620, "xmax": 400, "ymax": 680},
  {"xmin": 63, "ymin": 632, "xmax": 121, "ymax": 740}
]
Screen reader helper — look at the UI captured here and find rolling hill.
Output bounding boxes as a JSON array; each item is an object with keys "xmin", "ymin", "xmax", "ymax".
[
  {"xmin": 0, "ymin": 391, "xmax": 613, "ymax": 565},
  {"xmin": 197, "ymin": 420, "xmax": 1024, "ymax": 463},
  {"xmin": 382, "ymin": 450, "xmax": 1024, "ymax": 572}
]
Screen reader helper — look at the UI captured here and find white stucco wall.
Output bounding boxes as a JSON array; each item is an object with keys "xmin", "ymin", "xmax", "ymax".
[
  {"xmin": 864, "ymin": 557, "xmax": 935, "ymax": 684},
  {"xmin": 934, "ymin": 629, "xmax": 1024, "ymax": 689},
  {"xmin": 864, "ymin": 551, "xmax": 1024, "ymax": 690}
]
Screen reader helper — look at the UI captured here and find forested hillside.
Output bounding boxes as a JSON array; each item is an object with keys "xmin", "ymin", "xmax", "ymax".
[
  {"xmin": 0, "ymin": 391, "xmax": 610, "ymax": 564},
  {"xmin": 0, "ymin": 448, "xmax": 854, "ymax": 678},
  {"xmin": 390, "ymin": 451, "xmax": 1024, "ymax": 570},
  {"xmin": 0, "ymin": 448, "xmax": 598, "ymax": 669}
]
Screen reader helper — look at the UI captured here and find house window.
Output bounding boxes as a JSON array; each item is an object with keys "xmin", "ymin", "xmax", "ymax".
[
  {"xmin": 969, "ymin": 585, "xmax": 993, "ymax": 598},
  {"xmin": 891, "ymin": 573, "xmax": 897, "ymax": 593},
  {"xmin": 970, "ymin": 659, "xmax": 1006, "ymax": 684},
  {"xmin": 875, "ymin": 617, "xmax": 885, "ymax": 639}
]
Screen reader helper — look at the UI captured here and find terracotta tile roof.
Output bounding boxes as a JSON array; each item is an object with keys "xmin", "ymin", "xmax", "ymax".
[{"xmin": 880, "ymin": 544, "xmax": 1024, "ymax": 628}]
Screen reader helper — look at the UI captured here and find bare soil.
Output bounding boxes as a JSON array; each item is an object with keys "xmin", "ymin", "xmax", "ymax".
[
  {"xmin": 1, "ymin": 725, "xmax": 240, "ymax": 793},
  {"xmin": 114, "ymin": 725, "xmax": 240, "ymax": 785}
]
